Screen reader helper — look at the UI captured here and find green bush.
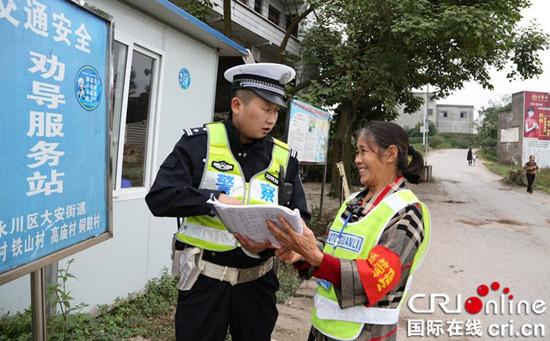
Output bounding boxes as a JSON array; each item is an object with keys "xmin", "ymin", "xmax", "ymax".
[
  {"xmin": 409, "ymin": 136, "xmax": 422, "ymax": 145},
  {"xmin": 427, "ymin": 135, "xmax": 445, "ymax": 148},
  {"xmin": 276, "ymin": 263, "xmax": 303, "ymax": 303}
]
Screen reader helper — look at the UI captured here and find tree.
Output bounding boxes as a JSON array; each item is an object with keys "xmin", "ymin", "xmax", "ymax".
[
  {"xmin": 293, "ymin": 0, "xmax": 548, "ymax": 188},
  {"xmin": 170, "ymin": 0, "xmax": 216, "ymax": 21},
  {"xmin": 476, "ymin": 97, "xmax": 512, "ymax": 159}
]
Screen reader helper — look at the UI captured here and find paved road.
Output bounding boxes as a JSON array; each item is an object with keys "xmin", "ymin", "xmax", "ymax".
[
  {"xmin": 274, "ymin": 149, "xmax": 550, "ymax": 341},
  {"xmin": 397, "ymin": 149, "xmax": 550, "ymax": 340}
]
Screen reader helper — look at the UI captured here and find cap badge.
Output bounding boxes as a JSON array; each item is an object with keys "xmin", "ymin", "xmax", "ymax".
[{"xmin": 279, "ymin": 71, "xmax": 292, "ymax": 84}]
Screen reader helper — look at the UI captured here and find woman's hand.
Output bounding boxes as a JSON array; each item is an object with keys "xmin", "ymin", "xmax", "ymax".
[{"xmin": 266, "ymin": 216, "xmax": 323, "ymax": 267}]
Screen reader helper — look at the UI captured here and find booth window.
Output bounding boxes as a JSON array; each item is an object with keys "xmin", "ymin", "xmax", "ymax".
[
  {"xmin": 111, "ymin": 40, "xmax": 159, "ymax": 191},
  {"xmin": 111, "ymin": 41, "xmax": 128, "ymax": 188}
]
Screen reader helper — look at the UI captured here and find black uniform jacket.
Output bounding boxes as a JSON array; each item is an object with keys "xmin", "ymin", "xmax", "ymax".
[{"xmin": 145, "ymin": 118, "xmax": 311, "ymax": 268}]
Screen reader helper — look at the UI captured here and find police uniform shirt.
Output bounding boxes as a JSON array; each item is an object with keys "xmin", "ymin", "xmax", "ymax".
[{"xmin": 146, "ymin": 117, "xmax": 311, "ymax": 268}]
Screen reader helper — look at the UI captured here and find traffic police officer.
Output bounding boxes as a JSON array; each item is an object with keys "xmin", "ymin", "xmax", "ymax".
[{"xmin": 145, "ymin": 63, "xmax": 310, "ymax": 341}]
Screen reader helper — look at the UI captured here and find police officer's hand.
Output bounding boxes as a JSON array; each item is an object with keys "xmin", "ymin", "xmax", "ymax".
[
  {"xmin": 266, "ymin": 217, "xmax": 323, "ymax": 267},
  {"xmin": 275, "ymin": 248, "xmax": 304, "ymax": 264},
  {"xmin": 234, "ymin": 233, "xmax": 275, "ymax": 254},
  {"xmin": 218, "ymin": 193, "xmax": 242, "ymax": 205}
]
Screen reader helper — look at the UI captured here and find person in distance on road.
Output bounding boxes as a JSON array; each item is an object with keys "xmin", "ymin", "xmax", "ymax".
[
  {"xmin": 467, "ymin": 148, "xmax": 473, "ymax": 166},
  {"xmin": 267, "ymin": 121, "xmax": 431, "ymax": 341},
  {"xmin": 523, "ymin": 154, "xmax": 539, "ymax": 194}
]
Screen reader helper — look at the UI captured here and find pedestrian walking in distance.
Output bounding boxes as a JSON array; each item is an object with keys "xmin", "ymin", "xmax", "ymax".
[
  {"xmin": 467, "ymin": 148, "xmax": 473, "ymax": 166},
  {"xmin": 523, "ymin": 155, "xmax": 539, "ymax": 194}
]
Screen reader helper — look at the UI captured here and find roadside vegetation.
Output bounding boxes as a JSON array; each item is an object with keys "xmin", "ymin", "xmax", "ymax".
[{"xmin": 0, "ymin": 262, "xmax": 302, "ymax": 341}]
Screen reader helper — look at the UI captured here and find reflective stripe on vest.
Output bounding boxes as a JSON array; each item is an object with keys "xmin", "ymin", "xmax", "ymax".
[
  {"xmin": 176, "ymin": 122, "xmax": 291, "ymax": 252},
  {"xmin": 312, "ymin": 190, "xmax": 431, "ymax": 340}
]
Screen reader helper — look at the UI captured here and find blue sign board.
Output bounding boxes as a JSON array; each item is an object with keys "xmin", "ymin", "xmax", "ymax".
[{"xmin": 0, "ymin": 0, "xmax": 110, "ymax": 275}]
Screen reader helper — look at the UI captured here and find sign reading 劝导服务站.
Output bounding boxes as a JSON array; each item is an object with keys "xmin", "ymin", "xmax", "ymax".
[
  {"xmin": 522, "ymin": 91, "xmax": 550, "ymax": 168},
  {"xmin": 287, "ymin": 100, "xmax": 330, "ymax": 164},
  {"xmin": 0, "ymin": 0, "xmax": 112, "ymax": 284}
]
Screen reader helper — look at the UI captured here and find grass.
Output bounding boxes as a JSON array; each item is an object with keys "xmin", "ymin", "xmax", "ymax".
[
  {"xmin": 530, "ymin": 167, "xmax": 550, "ymax": 193},
  {"xmin": 1, "ymin": 264, "xmax": 303, "ymax": 341},
  {"xmin": 0, "ymin": 269, "xmax": 179, "ymax": 341},
  {"xmin": 481, "ymin": 160, "xmax": 515, "ymax": 179},
  {"xmin": 480, "ymin": 158, "xmax": 550, "ymax": 194}
]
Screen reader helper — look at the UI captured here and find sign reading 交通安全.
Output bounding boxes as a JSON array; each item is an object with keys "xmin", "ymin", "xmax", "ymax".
[
  {"xmin": 287, "ymin": 99, "xmax": 330, "ymax": 164},
  {"xmin": 0, "ymin": 0, "xmax": 112, "ymax": 283}
]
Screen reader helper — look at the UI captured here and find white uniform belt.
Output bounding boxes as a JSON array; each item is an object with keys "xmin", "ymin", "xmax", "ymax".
[
  {"xmin": 314, "ymin": 294, "xmax": 400, "ymax": 325},
  {"xmin": 200, "ymin": 257, "xmax": 274, "ymax": 285}
]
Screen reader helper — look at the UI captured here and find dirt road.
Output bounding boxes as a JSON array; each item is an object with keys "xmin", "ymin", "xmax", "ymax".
[{"xmin": 272, "ymin": 149, "xmax": 550, "ymax": 341}]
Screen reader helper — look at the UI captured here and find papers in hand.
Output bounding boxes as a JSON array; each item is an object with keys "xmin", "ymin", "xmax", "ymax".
[{"xmin": 207, "ymin": 198, "xmax": 303, "ymax": 246}]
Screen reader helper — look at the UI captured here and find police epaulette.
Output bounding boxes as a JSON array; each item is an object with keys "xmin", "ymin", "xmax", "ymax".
[{"xmin": 182, "ymin": 126, "xmax": 207, "ymax": 137}]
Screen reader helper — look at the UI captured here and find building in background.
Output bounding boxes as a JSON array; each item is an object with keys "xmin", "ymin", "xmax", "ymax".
[
  {"xmin": 393, "ymin": 92, "xmax": 437, "ymax": 131},
  {"xmin": 436, "ymin": 104, "xmax": 475, "ymax": 133},
  {"xmin": 498, "ymin": 91, "xmax": 550, "ymax": 167},
  {"xmin": 393, "ymin": 92, "xmax": 475, "ymax": 134},
  {"xmin": 208, "ymin": 0, "xmax": 303, "ymax": 61}
]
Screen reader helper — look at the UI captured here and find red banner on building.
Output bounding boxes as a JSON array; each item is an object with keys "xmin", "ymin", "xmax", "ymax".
[{"xmin": 524, "ymin": 91, "xmax": 550, "ymax": 140}]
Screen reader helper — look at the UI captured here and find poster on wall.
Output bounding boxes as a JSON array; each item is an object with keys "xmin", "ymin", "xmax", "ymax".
[
  {"xmin": 287, "ymin": 100, "xmax": 330, "ymax": 164},
  {"xmin": 522, "ymin": 91, "xmax": 550, "ymax": 168},
  {"xmin": 0, "ymin": 0, "xmax": 112, "ymax": 284}
]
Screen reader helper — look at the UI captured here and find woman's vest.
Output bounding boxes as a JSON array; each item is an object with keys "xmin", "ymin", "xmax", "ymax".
[
  {"xmin": 175, "ymin": 122, "xmax": 291, "ymax": 252},
  {"xmin": 312, "ymin": 190, "xmax": 431, "ymax": 340}
]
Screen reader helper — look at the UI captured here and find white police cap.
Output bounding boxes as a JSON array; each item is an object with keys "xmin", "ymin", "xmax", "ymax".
[{"xmin": 224, "ymin": 63, "xmax": 296, "ymax": 108}]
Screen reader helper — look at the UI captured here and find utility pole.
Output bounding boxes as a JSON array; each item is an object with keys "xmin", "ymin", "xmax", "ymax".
[{"xmin": 424, "ymin": 84, "xmax": 429, "ymax": 165}]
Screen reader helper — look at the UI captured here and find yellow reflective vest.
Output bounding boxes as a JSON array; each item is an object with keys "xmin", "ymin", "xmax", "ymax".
[
  {"xmin": 176, "ymin": 122, "xmax": 291, "ymax": 252},
  {"xmin": 312, "ymin": 189, "xmax": 431, "ymax": 340}
]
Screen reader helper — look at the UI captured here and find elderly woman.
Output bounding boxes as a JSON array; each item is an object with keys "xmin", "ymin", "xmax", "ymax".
[{"xmin": 267, "ymin": 121, "xmax": 431, "ymax": 341}]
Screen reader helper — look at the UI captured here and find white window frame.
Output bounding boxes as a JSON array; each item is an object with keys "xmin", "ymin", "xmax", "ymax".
[{"xmin": 112, "ymin": 32, "xmax": 164, "ymax": 201}]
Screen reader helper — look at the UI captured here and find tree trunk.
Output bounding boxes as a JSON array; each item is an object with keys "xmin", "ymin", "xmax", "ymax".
[
  {"xmin": 330, "ymin": 102, "xmax": 357, "ymax": 192},
  {"xmin": 223, "ymin": 0, "xmax": 231, "ymax": 38}
]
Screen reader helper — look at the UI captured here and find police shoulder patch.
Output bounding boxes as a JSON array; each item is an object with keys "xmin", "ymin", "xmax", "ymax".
[{"xmin": 182, "ymin": 126, "xmax": 207, "ymax": 137}]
